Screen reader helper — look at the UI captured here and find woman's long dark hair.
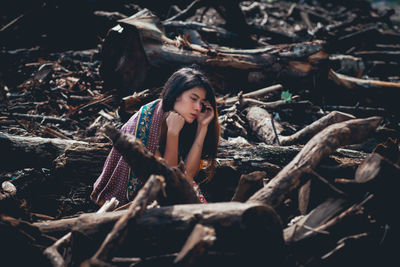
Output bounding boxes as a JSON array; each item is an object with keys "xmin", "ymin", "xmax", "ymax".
[{"xmin": 158, "ymin": 66, "xmax": 220, "ymax": 181}]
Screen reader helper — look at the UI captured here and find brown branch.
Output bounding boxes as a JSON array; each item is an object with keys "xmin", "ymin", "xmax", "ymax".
[
  {"xmin": 89, "ymin": 175, "xmax": 165, "ymax": 263},
  {"xmin": 247, "ymin": 116, "xmax": 382, "ymax": 208},
  {"xmin": 43, "ymin": 198, "xmax": 119, "ymax": 267},
  {"xmin": 174, "ymin": 224, "xmax": 216, "ymax": 265}
]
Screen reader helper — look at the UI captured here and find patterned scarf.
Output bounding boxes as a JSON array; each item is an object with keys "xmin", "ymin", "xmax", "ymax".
[{"xmin": 91, "ymin": 99, "xmax": 207, "ymax": 206}]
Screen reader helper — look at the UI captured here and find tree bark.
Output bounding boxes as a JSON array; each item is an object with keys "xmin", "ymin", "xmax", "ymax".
[
  {"xmin": 231, "ymin": 171, "xmax": 266, "ymax": 202},
  {"xmin": 90, "ymin": 175, "xmax": 165, "ymax": 262},
  {"xmin": 100, "ymin": 10, "xmax": 328, "ymax": 94},
  {"xmin": 247, "ymin": 116, "xmax": 382, "ymax": 208},
  {"xmin": 246, "ymin": 107, "xmax": 356, "ymax": 146},
  {"xmin": 34, "ymin": 202, "xmax": 284, "ymax": 263},
  {"xmin": 0, "ymin": 131, "xmax": 110, "ymax": 172}
]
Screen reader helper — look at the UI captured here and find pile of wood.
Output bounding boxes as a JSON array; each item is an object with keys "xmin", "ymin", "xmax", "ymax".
[{"xmin": 1, "ymin": 0, "xmax": 400, "ymax": 266}]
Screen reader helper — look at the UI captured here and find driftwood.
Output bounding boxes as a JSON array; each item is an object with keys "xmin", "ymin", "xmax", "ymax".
[
  {"xmin": 88, "ymin": 175, "xmax": 165, "ymax": 264},
  {"xmin": 43, "ymin": 198, "xmax": 119, "ymax": 267},
  {"xmin": 246, "ymin": 107, "xmax": 356, "ymax": 146},
  {"xmin": 217, "ymin": 84, "xmax": 283, "ymax": 105},
  {"xmin": 231, "ymin": 171, "xmax": 266, "ymax": 202},
  {"xmin": 34, "ymin": 202, "xmax": 284, "ymax": 264},
  {"xmin": 247, "ymin": 116, "xmax": 382, "ymax": 208},
  {"xmin": 329, "ymin": 69, "xmax": 400, "ymax": 90},
  {"xmin": 99, "ymin": 10, "xmax": 328, "ymax": 94},
  {"xmin": 218, "ymin": 139, "xmax": 367, "ymax": 175},
  {"xmin": 173, "ymin": 223, "xmax": 216, "ymax": 266},
  {"xmin": 0, "ymin": 181, "xmax": 16, "ymax": 201},
  {"xmin": 0, "ymin": 132, "xmax": 110, "ymax": 171}
]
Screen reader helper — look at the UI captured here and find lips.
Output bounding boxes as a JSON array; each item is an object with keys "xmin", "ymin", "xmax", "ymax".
[{"xmin": 191, "ymin": 113, "xmax": 197, "ymax": 118}]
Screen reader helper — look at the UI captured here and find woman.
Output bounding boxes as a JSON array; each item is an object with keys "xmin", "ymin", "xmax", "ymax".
[{"xmin": 91, "ymin": 66, "xmax": 220, "ymax": 206}]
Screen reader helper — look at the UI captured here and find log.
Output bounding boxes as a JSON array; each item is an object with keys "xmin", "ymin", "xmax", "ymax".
[
  {"xmin": 246, "ymin": 106, "xmax": 356, "ymax": 146},
  {"xmin": 0, "ymin": 181, "xmax": 16, "ymax": 201},
  {"xmin": 231, "ymin": 171, "xmax": 266, "ymax": 202},
  {"xmin": 0, "ymin": 132, "xmax": 110, "ymax": 171},
  {"xmin": 217, "ymin": 84, "xmax": 283, "ymax": 105},
  {"xmin": 43, "ymin": 198, "xmax": 119, "ymax": 267},
  {"xmin": 247, "ymin": 116, "xmax": 382, "ymax": 208},
  {"xmin": 246, "ymin": 106, "xmax": 283, "ymax": 144},
  {"xmin": 99, "ymin": 10, "xmax": 328, "ymax": 94},
  {"xmin": 103, "ymin": 125, "xmax": 200, "ymax": 205},
  {"xmin": 328, "ymin": 69, "xmax": 400, "ymax": 90},
  {"xmin": 284, "ymin": 198, "xmax": 347, "ymax": 243},
  {"xmin": 34, "ymin": 202, "xmax": 284, "ymax": 264},
  {"xmin": 218, "ymin": 139, "xmax": 368, "ymax": 173},
  {"xmin": 279, "ymin": 111, "xmax": 356, "ymax": 146},
  {"xmin": 173, "ymin": 223, "xmax": 216, "ymax": 266},
  {"xmin": 89, "ymin": 175, "xmax": 165, "ymax": 263}
]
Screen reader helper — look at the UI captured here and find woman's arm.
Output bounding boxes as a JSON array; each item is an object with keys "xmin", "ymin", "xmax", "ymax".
[
  {"xmin": 163, "ymin": 111, "xmax": 185, "ymax": 167},
  {"xmin": 184, "ymin": 125, "xmax": 208, "ymax": 183},
  {"xmin": 184, "ymin": 101, "xmax": 214, "ymax": 183}
]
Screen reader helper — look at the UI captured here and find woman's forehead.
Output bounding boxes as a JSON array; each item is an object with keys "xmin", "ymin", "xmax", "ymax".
[{"xmin": 185, "ymin": 86, "xmax": 206, "ymax": 98}]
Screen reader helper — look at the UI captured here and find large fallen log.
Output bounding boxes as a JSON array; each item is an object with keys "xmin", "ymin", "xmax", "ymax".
[
  {"xmin": 34, "ymin": 202, "xmax": 285, "ymax": 265},
  {"xmin": 89, "ymin": 175, "xmax": 165, "ymax": 263},
  {"xmin": 99, "ymin": 10, "xmax": 328, "ymax": 95},
  {"xmin": 247, "ymin": 116, "xmax": 382, "ymax": 208},
  {"xmin": 0, "ymin": 132, "xmax": 110, "ymax": 172},
  {"xmin": 218, "ymin": 139, "xmax": 367, "ymax": 174}
]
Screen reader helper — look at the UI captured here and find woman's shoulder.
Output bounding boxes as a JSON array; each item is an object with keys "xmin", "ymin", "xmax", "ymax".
[{"xmin": 121, "ymin": 99, "xmax": 162, "ymax": 133}]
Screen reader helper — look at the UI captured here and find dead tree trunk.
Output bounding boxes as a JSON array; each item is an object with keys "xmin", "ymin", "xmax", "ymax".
[
  {"xmin": 99, "ymin": 10, "xmax": 328, "ymax": 94},
  {"xmin": 0, "ymin": 132, "xmax": 109, "ymax": 171},
  {"xmin": 34, "ymin": 202, "xmax": 285, "ymax": 265},
  {"xmin": 247, "ymin": 116, "xmax": 382, "ymax": 208}
]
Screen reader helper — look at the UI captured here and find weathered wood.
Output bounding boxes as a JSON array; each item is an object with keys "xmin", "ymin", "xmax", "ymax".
[
  {"xmin": 34, "ymin": 202, "xmax": 284, "ymax": 262},
  {"xmin": 246, "ymin": 106, "xmax": 283, "ymax": 144},
  {"xmin": 218, "ymin": 140, "xmax": 367, "ymax": 173},
  {"xmin": 280, "ymin": 111, "xmax": 356, "ymax": 146},
  {"xmin": 100, "ymin": 11, "xmax": 327, "ymax": 94},
  {"xmin": 0, "ymin": 132, "xmax": 110, "ymax": 171},
  {"xmin": 247, "ymin": 107, "xmax": 356, "ymax": 146},
  {"xmin": 231, "ymin": 171, "xmax": 265, "ymax": 202},
  {"xmin": 217, "ymin": 84, "xmax": 283, "ymax": 105},
  {"xmin": 43, "ymin": 198, "xmax": 119, "ymax": 267},
  {"xmin": 173, "ymin": 223, "xmax": 216, "ymax": 265},
  {"xmin": 328, "ymin": 69, "xmax": 400, "ymax": 90},
  {"xmin": 284, "ymin": 198, "xmax": 347, "ymax": 243},
  {"xmin": 90, "ymin": 175, "xmax": 165, "ymax": 263},
  {"xmin": 247, "ymin": 116, "xmax": 382, "ymax": 208},
  {"xmin": 0, "ymin": 181, "xmax": 16, "ymax": 201},
  {"xmin": 103, "ymin": 125, "xmax": 200, "ymax": 205}
]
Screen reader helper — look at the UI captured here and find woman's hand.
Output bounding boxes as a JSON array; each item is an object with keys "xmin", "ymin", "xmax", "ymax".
[
  {"xmin": 166, "ymin": 111, "xmax": 185, "ymax": 135},
  {"xmin": 197, "ymin": 101, "xmax": 214, "ymax": 128}
]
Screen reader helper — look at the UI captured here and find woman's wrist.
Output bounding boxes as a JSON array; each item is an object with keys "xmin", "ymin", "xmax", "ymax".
[
  {"xmin": 196, "ymin": 123, "xmax": 208, "ymax": 133},
  {"xmin": 167, "ymin": 128, "xmax": 181, "ymax": 136}
]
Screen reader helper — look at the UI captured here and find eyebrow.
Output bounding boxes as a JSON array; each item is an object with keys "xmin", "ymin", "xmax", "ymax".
[{"xmin": 191, "ymin": 93, "xmax": 205, "ymax": 100}]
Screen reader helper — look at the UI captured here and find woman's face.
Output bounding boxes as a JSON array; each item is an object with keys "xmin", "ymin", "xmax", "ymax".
[{"xmin": 173, "ymin": 86, "xmax": 207, "ymax": 123}]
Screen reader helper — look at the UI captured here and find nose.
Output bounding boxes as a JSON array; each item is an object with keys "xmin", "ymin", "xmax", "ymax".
[{"xmin": 194, "ymin": 101, "xmax": 202, "ymax": 112}]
